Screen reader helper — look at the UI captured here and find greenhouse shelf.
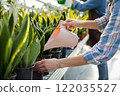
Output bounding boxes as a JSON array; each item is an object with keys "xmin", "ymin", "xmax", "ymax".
[{"xmin": 47, "ymin": 34, "xmax": 89, "ymax": 80}]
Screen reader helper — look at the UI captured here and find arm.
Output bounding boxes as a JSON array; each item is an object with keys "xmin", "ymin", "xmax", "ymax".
[
  {"xmin": 62, "ymin": 19, "xmax": 100, "ymax": 30},
  {"xmin": 73, "ymin": 0, "xmax": 101, "ymax": 11},
  {"xmin": 63, "ymin": 4, "xmax": 110, "ymax": 33},
  {"xmin": 58, "ymin": 55, "xmax": 88, "ymax": 68},
  {"xmin": 34, "ymin": 1, "xmax": 120, "ymax": 72},
  {"xmin": 83, "ymin": 1, "xmax": 120, "ymax": 64},
  {"xmin": 34, "ymin": 55, "xmax": 88, "ymax": 72}
]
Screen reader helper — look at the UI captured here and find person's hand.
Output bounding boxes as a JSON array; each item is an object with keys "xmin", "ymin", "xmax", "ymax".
[
  {"xmin": 34, "ymin": 58, "xmax": 60, "ymax": 72},
  {"xmin": 62, "ymin": 18, "xmax": 78, "ymax": 30},
  {"xmin": 72, "ymin": 0, "xmax": 76, "ymax": 4}
]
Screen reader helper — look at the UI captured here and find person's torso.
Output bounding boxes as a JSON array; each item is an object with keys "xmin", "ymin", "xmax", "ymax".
[
  {"xmin": 81, "ymin": 0, "xmax": 107, "ymax": 16},
  {"xmin": 91, "ymin": 0, "xmax": 107, "ymax": 16}
]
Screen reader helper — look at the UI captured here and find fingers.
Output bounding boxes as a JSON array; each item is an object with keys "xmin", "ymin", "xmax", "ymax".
[
  {"xmin": 34, "ymin": 64, "xmax": 44, "ymax": 71},
  {"xmin": 65, "ymin": 18, "xmax": 73, "ymax": 22},
  {"xmin": 34, "ymin": 59, "xmax": 46, "ymax": 71},
  {"xmin": 66, "ymin": 26, "xmax": 75, "ymax": 30},
  {"xmin": 34, "ymin": 59, "xmax": 59, "ymax": 73},
  {"xmin": 62, "ymin": 21, "xmax": 71, "ymax": 26},
  {"xmin": 62, "ymin": 19, "xmax": 76, "ymax": 30},
  {"xmin": 34, "ymin": 59, "xmax": 51, "ymax": 72},
  {"xmin": 63, "ymin": 22, "xmax": 75, "ymax": 30},
  {"xmin": 34, "ymin": 59, "xmax": 45, "ymax": 66}
]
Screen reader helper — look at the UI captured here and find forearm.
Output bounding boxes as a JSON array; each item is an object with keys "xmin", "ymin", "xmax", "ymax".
[
  {"xmin": 76, "ymin": 20, "xmax": 100, "ymax": 30},
  {"xmin": 58, "ymin": 55, "xmax": 89, "ymax": 68}
]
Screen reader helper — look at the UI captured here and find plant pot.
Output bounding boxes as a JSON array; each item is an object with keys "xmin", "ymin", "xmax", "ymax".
[
  {"xmin": 42, "ymin": 54, "xmax": 52, "ymax": 59},
  {"xmin": 8, "ymin": 72, "xmax": 17, "ymax": 80},
  {"xmin": 50, "ymin": 50, "xmax": 61, "ymax": 59},
  {"xmin": 14, "ymin": 66, "xmax": 34, "ymax": 80},
  {"xmin": 33, "ymin": 71, "xmax": 43, "ymax": 80},
  {"xmin": 33, "ymin": 58, "xmax": 43, "ymax": 80},
  {"xmin": 61, "ymin": 47, "xmax": 67, "ymax": 58}
]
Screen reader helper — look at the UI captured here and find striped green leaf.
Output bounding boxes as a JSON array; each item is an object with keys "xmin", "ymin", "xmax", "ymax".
[
  {"xmin": 4, "ymin": 15, "xmax": 30, "ymax": 79},
  {"xmin": 21, "ymin": 39, "xmax": 40, "ymax": 68},
  {"xmin": 0, "ymin": 17, "xmax": 9, "ymax": 79}
]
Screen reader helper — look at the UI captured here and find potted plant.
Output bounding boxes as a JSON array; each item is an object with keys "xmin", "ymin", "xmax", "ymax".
[
  {"xmin": 14, "ymin": 14, "xmax": 40, "ymax": 79},
  {"xmin": 0, "ymin": 13, "xmax": 30, "ymax": 80},
  {"xmin": 14, "ymin": 38, "xmax": 40, "ymax": 80}
]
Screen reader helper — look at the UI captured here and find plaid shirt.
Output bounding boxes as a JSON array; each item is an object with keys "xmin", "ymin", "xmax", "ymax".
[{"xmin": 83, "ymin": 0, "xmax": 120, "ymax": 65}]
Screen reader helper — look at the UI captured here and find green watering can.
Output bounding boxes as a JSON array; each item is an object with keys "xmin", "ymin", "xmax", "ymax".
[{"xmin": 57, "ymin": 0, "xmax": 74, "ymax": 10}]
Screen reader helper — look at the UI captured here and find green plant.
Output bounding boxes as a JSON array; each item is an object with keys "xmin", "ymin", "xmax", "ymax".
[
  {"xmin": 0, "ymin": 13, "xmax": 30, "ymax": 79},
  {"xmin": 18, "ymin": 24, "xmax": 40, "ymax": 68},
  {"xmin": 12, "ymin": 12, "xmax": 41, "ymax": 68}
]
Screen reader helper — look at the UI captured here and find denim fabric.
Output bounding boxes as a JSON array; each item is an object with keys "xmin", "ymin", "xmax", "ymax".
[
  {"xmin": 98, "ymin": 63, "xmax": 108, "ymax": 80},
  {"xmin": 74, "ymin": 0, "xmax": 107, "ymax": 16}
]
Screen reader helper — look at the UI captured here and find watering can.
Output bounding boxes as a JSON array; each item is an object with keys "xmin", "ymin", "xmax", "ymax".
[
  {"xmin": 57, "ymin": 0, "xmax": 74, "ymax": 10},
  {"xmin": 44, "ymin": 20, "xmax": 79, "ymax": 51}
]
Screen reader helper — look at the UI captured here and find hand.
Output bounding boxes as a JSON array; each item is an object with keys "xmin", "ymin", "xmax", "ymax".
[
  {"xmin": 34, "ymin": 58, "xmax": 60, "ymax": 72},
  {"xmin": 72, "ymin": 0, "xmax": 76, "ymax": 4},
  {"xmin": 62, "ymin": 18, "xmax": 78, "ymax": 30}
]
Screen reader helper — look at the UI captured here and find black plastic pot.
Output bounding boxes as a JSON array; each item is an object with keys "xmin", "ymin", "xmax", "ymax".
[
  {"xmin": 8, "ymin": 72, "xmax": 17, "ymax": 80},
  {"xmin": 14, "ymin": 66, "xmax": 34, "ymax": 80},
  {"xmin": 42, "ymin": 54, "xmax": 52, "ymax": 59},
  {"xmin": 61, "ymin": 47, "xmax": 67, "ymax": 58},
  {"xmin": 50, "ymin": 50, "xmax": 61, "ymax": 59},
  {"xmin": 33, "ymin": 58, "xmax": 44, "ymax": 80},
  {"xmin": 33, "ymin": 71, "xmax": 43, "ymax": 80}
]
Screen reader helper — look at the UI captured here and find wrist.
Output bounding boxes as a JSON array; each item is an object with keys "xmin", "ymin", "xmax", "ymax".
[
  {"xmin": 57, "ymin": 59, "xmax": 65, "ymax": 69},
  {"xmin": 56, "ymin": 59, "xmax": 62, "ymax": 69}
]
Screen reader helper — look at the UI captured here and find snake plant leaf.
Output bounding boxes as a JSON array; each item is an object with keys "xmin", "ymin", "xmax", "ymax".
[
  {"xmin": 0, "ymin": 21, "xmax": 1, "ymax": 32},
  {"xmin": 0, "ymin": 1, "xmax": 3, "ymax": 19},
  {"xmin": 9, "ymin": 13, "xmax": 16, "ymax": 42},
  {"xmin": 36, "ymin": 14, "xmax": 39, "ymax": 24},
  {"xmin": 39, "ymin": 35, "xmax": 45, "ymax": 57},
  {"xmin": 28, "ymin": 24, "xmax": 34, "ymax": 45},
  {"xmin": 41, "ymin": 17, "xmax": 46, "ymax": 26},
  {"xmin": 0, "ymin": 18, "xmax": 9, "ymax": 79},
  {"xmin": 41, "ymin": 17, "xmax": 46, "ymax": 30},
  {"xmin": 9, "ymin": 13, "xmax": 14, "ymax": 36},
  {"xmin": 3, "ymin": 12, "xmax": 9, "ymax": 22},
  {"xmin": 62, "ymin": 11, "xmax": 66, "ymax": 20},
  {"xmin": 49, "ymin": 12, "xmax": 54, "ymax": 22},
  {"xmin": 53, "ymin": 18, "xmax": 57, "ymax": 27},
  {"xmin": 44, "ymin": 26, "xmax": 53, "ymax": 43},
  {"xmin": 11, "ymin": 38, "xmax": 28, "ymax": 69},
  {"xmin": 22, "ymin": 39, "xmax": 40, "ymax": 68},
  {"xmin": 18, "ymin": 13, "xmax": 23, "ymax": 28},
  {"xmin": 4, "ymin": 15, "xmax": 30, "ymax": 79},
  {"xmin": 41, "ymin": 10, "xmax": 46, "ymax": 20},
  {"xmin": 47, "ymin": 17, "xmax": 50, "ymax": 27},
  {"xmin": 57, "ymin": 15, "xmax": 63, "ymax": 25}
]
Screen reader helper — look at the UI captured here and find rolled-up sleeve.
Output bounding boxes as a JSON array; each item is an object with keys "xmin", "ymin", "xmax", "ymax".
[
  {"xmin": 83, "ymin": 1, "xmax": 120, "ymax": 65},
  {"xmin": 95, "ymin": 16, "xmax": 109, "ymax": 32}
]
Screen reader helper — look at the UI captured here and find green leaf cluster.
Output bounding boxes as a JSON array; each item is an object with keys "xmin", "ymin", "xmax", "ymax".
[{"xmin": 0, "ymin": 13, "xmax": 30, "ymax": 79}]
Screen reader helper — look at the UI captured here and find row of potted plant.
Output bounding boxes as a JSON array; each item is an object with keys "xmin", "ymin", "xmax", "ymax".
[{"xmin": 0, "ymin": 1, "xmax": 88, "ymax": 80}]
